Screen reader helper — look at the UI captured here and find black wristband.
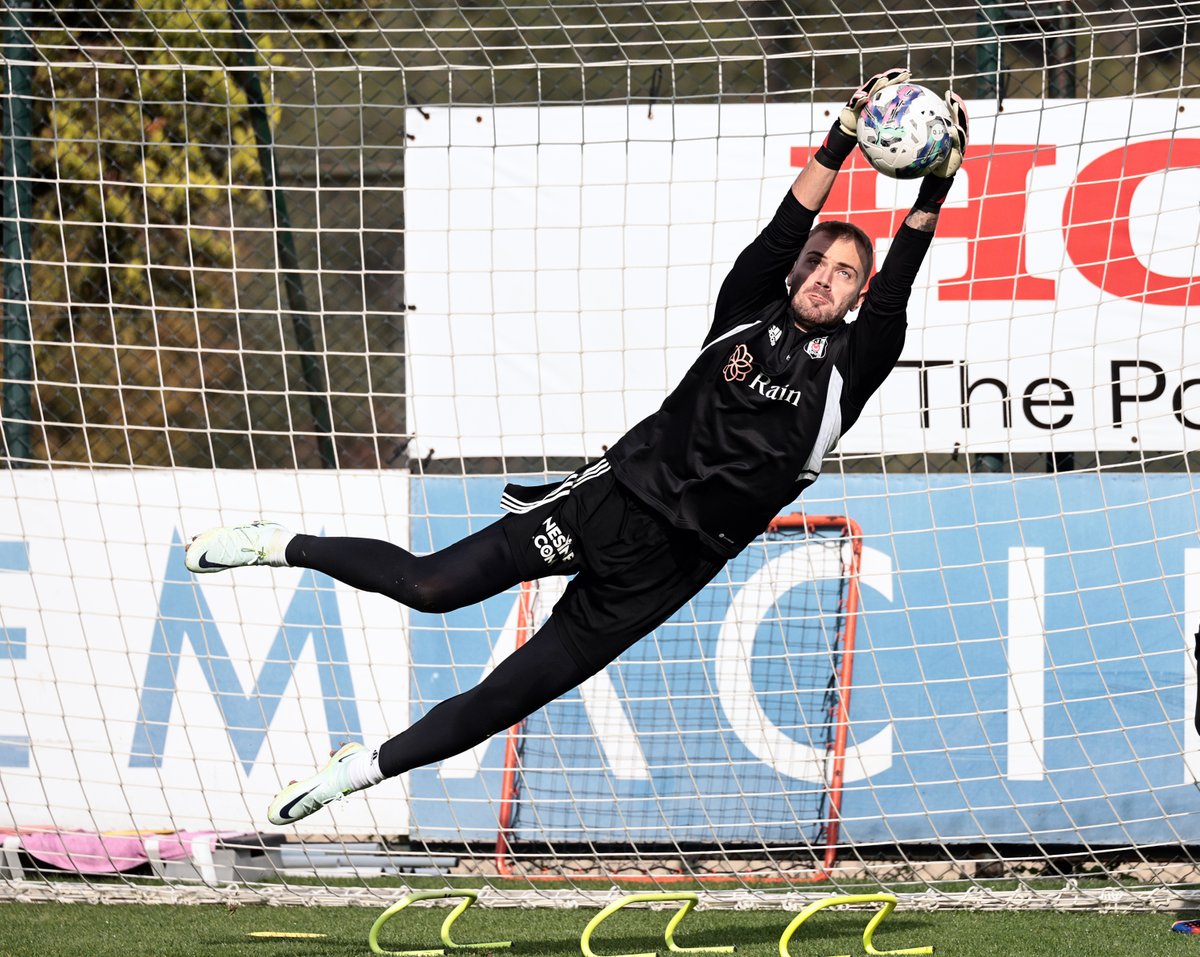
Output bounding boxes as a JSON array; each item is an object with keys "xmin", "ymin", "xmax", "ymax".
[
  {"xmin": 912, "ymin": 173, "xmax": 955, "ymax": 213},
  {"xmin": 813, "ymin": 121, "xmax": 858, "ymax": 171}
]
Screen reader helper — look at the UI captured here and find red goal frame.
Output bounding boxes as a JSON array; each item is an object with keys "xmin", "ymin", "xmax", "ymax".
[{"xmin": 493, "ymin": 512, "xmax": 863, "ymax": 883}]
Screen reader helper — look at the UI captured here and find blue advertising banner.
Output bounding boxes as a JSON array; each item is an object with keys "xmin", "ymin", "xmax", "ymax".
[{"xmin": 408, "ymin": 472, "xmax": 1200, "ymax": 848}]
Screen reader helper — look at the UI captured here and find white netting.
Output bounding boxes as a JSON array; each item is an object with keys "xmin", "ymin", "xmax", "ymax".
[
  {"xmin": 491, "ymin": 518, "xmax": 855, "ymax": 882},
  {"xmin": 2, "ymin": 0, "xmax": 1200, "ymax": 909}
]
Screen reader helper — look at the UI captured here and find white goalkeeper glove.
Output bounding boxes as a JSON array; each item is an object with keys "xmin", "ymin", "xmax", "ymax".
[
  {"xmin": 838, "ymin": 67, "xmax": 912, "ymax": 137},
  {"xmin": 914, "ymin": 91, "xmax": 969, "ymax": 212},
  {"xmin": 929, "ymin": 90, "xmax": 969, "ymax": 178},
  {"xmin": 814, "ymin": 67, "xmax": 912, "ymax": 170}
]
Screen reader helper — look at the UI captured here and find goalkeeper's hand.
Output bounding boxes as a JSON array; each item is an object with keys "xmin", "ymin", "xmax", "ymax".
[
  {"xmin": 814, "ymin": 67, "xmax": 911, "ymax": 171},
  {"xmin": 929, "ymin": 91, "xmax": 969, "ymax": 178},
  {"xmin": 914, "ymin": 91, "xmax": 969, "ymax": 213},
  {"xmin": 837, "ymin": 67, "xmax": 911, "ymax": 137}
]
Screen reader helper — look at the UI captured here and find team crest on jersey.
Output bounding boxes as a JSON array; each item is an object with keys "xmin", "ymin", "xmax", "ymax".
[
  {"xmin": 768, "ymin": 325, "xmax": 782, "ymax": 346},
  {"xmin": 724, "ymin": 344, "xmax": 753, "ymax": 382},
  {"xmin": 804, "ymin": 336, "xmax": 828, "ymax": 360}
]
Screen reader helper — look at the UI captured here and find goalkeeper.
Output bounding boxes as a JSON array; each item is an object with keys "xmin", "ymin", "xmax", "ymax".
[{"xmin": 185, "ymin": 69, "xmax": 967, "ymax": 826}]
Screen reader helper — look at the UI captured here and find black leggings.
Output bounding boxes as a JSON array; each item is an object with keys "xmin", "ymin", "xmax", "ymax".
[
  {"xmin": 286, "ymin": 522, "xmax": 522, "ymax": 614},
  {"xmin": 285, "ymin": 523, "xmax": 597, "ymax": 778},
  {"xmin": 378, "ymin": 615, "xmax": 594, "ymax": 777}
]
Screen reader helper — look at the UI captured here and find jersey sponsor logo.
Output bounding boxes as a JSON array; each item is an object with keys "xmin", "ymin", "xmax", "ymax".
[
  {"xmin": 748, "ymin": 372, "xmax": 802, "ymax": 407},
  {"xmin": 724, "ymin": 343, "xmax": 753, "ymax": 381},
  {"xmin": 534, "ymin": 516, "xmax": 575, "ymax": 566},
  {"xmin": 768, "ymin": 325, "xmax": 782, "ymax": 346},
  {"xmin": 805, "ymin": 336, "xmax": 828, "ymax": 359}
]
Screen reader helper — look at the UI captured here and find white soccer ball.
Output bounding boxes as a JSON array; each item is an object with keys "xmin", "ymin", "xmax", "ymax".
[{"xmin": 856, "ymin": 82, "xmax": 952, "ymax": 179}]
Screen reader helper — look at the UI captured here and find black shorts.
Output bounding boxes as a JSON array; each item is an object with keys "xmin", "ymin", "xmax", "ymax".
[{"xmin": 499, "ymin": 459, "xmax": 725, "ymax": 671}]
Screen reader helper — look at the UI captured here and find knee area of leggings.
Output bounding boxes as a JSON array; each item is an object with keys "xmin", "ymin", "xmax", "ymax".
[
  {"xmin": 404, "ymin": 580, "xmax": 462, "ymax": 614},
  {"xmin": 396, "ymin": 556, "xmax": 461, "ymax": 613}
]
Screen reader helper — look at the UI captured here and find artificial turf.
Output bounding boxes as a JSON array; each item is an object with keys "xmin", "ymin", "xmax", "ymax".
[{"xmin": 0, "ymin": 900, "xmax": 1192, "ymax": 957}]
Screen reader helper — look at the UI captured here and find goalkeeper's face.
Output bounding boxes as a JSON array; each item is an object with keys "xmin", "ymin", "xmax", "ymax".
[{"xmin": 787, "ymin": 234, "xmax": 869, "ymax": 330}]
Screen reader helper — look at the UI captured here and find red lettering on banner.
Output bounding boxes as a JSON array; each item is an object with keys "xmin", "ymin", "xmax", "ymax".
[
  {"xmin": 939, "ymin": 146, "xmax": 1057, "ymax": 301},
  {"xmin": 790, "ymin": 145, "xmax": 1056, "ymax": 300},
  {"xmin": 1063, "ymin": 139, "xmax": 1200, "ymax": 306}
]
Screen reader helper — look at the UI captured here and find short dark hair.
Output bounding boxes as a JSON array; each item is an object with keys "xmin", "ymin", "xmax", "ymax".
[{"xmin": 808, "ymin": 220, "xmax": 874, "ymax": 284}]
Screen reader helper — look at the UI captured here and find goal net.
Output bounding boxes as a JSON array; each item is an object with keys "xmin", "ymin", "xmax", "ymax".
[
  {"xmin": 493, "ymin": 514, "xmax": 861, "ymax": 883},
  {"xmin": 2, "ymin": 0, "xmax": 1200, "ymax": 911}
]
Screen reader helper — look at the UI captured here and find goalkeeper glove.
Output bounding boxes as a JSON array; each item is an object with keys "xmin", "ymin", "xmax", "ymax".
[
  {"xmin": 929, "ymin": 90, "xmax": 969, "ymax": 178},
  {"xmin": 914, "ymin": 91, "xmax": 970, "ymax": 213},
  {"xmin": 814, "ymin": 67, "xmax": 911, "ymax": 171}
]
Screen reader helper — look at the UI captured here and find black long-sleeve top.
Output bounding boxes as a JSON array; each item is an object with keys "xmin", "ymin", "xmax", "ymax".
[{"xmin": 606, "ymin": 188, "xmax": 934, "ymax": 558}]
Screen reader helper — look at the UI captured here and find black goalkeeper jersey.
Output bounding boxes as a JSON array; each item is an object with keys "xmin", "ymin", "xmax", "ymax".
[{"xmin": 606, "ymin": 189, "xmax": 933, "ymax": 559}]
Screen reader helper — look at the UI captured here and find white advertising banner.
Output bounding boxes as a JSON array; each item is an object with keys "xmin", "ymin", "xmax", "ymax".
[
  {"xmin": 403, "ymin": 100, "xmax": 1200, "ymax": 457},
  {"xmin": 0, "ymin": 470, "xmax": 410, "ymax": 836}
]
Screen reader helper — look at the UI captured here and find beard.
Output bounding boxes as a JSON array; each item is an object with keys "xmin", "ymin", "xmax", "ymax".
[{"xmin": 789, "ymin": 293, "xmax": 848, "ymax": 330}]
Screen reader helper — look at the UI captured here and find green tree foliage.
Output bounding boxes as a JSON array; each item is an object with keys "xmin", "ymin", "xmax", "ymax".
[{"xmin": 14, "ymin": 0, "xmax": 372, "ymax": 466}]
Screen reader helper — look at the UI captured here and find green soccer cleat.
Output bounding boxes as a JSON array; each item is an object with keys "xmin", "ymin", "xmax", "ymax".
[
  {"xmin": 267, "ymin": 742, "xmax": 367, "ymax": 826},
  {"xmin": 185, "ymin": 520, "xmax": 291, "ymax": 573}
]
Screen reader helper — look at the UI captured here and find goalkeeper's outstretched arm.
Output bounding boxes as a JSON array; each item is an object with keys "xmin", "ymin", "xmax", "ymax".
[
  {"xmin": 792, "ymin": 67, "xmax": 911, "ymax": 211},
  {"xmin": 707, "ymin": 71, "xmax": 907, "ymax": 336},
  {"xmin": 845, "ymin": 87, "xmax": 969, "ymax": 404},
  {"xmin": 901, "ymin": 90, "xmax": 969, "ymax": 233},
  {"xmin": 793, "ymin": 73, "xmax": 968, "ymax": 229},
  {"xmin": 710, "ymin": 72, "xmax": 961, "ymax": 341}
]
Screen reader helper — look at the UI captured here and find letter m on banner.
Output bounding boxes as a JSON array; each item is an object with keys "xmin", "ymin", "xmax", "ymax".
[{"xmin": 130, "ymin": 533, "xmax": 362, "ymax": 773}]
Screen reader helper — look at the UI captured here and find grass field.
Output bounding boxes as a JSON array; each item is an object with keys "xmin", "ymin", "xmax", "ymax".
[{"xmin": 1, "ymin": 901, "xmax": 1194, "ymax": 957}]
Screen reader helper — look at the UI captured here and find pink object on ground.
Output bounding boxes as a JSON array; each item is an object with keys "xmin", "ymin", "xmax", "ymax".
[{"xmin": 0, "ymin": 828, "xmax": 246, "ymax": 874}]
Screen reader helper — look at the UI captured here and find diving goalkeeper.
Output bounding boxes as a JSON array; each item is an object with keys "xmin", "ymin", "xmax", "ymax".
[{"xmin": 184, "ymin": 69, "xmax": 968, "ymax": 826}]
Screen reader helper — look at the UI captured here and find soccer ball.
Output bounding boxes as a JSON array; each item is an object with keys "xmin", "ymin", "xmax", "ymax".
[{"xmin": 856, "ymin": 83, "xmax": 952, "ymax": 179}]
